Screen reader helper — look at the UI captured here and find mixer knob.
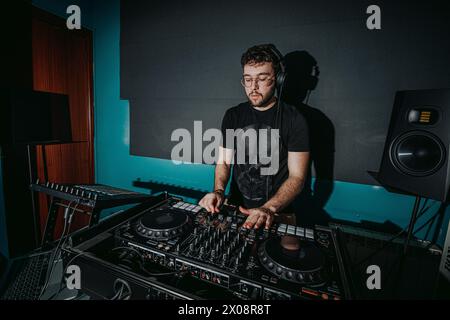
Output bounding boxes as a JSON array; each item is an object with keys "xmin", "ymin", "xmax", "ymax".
[
  {"xmin": 262, "ymin": 256, "xmax": 268, "ymax": 263},
  {"xmin": 235, "ymin": 257, "xmax": 239, "ymax": 266},
  {"xmin": 156, "ymin": 232, "xmax": 161, "ymax": 237},
  {"xmin": 70, "ymin": 188, "xmax": 74, "ymax": 194},
  {"xmin": 286, "ymin": 271, "xmax": 293, "ymax": 279},
  {"xmin": 267, "ymin": 262, "xmax": 274, "ymax": 269},
  {"xmin": 211, "ymin": 250, "xmax": 216, "ymax": 259},
  {"xmin": 65, "ymin": 186, "xmax": 69, "ymax": 193},
  {"xmin": 94, "ymin": 193, "xmax": 98, "ymax": 200},
  {"xmin": 193, "ymin": 228, "xmax": 197, "ymax": 235},
  {"xmin": 171, "ymin": 230, "xmax": 177, "ymax": 236},
  {"xmin": 189, "ymin": 243, "xmax": 194, "ymax": 252},
  {"xmin": 164, "ymin": 231, "xmax": 169, "ymax": 237},
  {"xmin": 46, "ymin": 181, "xmax": 50, "ymax": 187},
  {"xmin": 81, "ymin": 190, "xmax": 85, "ymax": 197},
  {"xmin": 276, "ymin": 267, "xmax": 283, "ymax": 275},
  {"xmin": 51, "ymin": 182, "xmax": 55, "ymax": 189},
  {"xmin": 297, "ymin": 273, "xmax": 304, "ymax": 282},
  {"xmin": 199, "ymin": 247, "xmax": 204, "ymax": 256}
]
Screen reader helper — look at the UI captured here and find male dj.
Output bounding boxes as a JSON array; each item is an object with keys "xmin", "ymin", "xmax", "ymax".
[{"xmin": 199, "ymin": 44, "xmax": 310, "ymax": 230}]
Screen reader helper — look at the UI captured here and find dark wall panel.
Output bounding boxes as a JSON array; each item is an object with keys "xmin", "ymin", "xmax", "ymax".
[{"xmin": 121, "ymin": 0, "xmax": 450, "ymax": 184}]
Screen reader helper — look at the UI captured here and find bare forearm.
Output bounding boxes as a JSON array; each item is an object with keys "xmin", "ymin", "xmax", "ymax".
[
  {"xmin": 263, "ymin": 176, "xmax": 305, "ymax": 212},
  {"xmin": 214, "ymin": 163, "xmax": 231, "ymax": 191}
]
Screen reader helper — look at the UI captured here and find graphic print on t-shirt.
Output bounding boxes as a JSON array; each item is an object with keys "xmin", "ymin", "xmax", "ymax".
[
  {"xmin": 233, "ymin": 123, "xmax": 278, "ymax": 205},
  {"xmin": 222, "ymin": 101, "xmax": 310, "ymax": 209}
]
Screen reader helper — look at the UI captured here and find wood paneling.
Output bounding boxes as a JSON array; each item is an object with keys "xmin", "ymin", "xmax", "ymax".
[{"xmin": 32, "ymin": 8, "xmax": 94, "ymax": 239}]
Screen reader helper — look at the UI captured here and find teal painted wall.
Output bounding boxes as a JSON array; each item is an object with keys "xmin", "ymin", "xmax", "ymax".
[{"xmin": 18, "ymin": 0, "xmax": 450, "ymax": 251}]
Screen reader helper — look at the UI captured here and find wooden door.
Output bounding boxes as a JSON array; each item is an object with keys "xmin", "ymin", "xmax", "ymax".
[{"xmin": 32, "ymin": 8, "xmax": 94, "ymax": 239}]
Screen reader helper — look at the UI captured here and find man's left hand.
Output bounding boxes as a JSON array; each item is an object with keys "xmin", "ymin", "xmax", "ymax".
[{"xmin": 239, "ymin": 206, "xmax": 275, "ymax": 230}]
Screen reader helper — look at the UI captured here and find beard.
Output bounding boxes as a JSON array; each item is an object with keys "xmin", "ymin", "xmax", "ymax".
[{"xmin": 247, "ymin": 89, "xmax": 276, "ymax": 108}]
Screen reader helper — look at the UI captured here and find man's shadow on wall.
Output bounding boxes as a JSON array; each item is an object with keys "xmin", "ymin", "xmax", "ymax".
[{"xmin": 282, "ymin": 51, "xmax": 335, "ymax": 228}]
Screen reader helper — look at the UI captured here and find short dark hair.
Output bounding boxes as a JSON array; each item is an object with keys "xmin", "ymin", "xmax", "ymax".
[{"xmin": 241, "ymin": 44, "xmax": 281, "ymax": 75}]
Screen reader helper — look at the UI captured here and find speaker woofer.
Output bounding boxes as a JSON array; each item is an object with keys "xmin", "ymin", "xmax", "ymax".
[{"xmin": 390, "ymin": 131, "xmax": 445, "ymax": 177}]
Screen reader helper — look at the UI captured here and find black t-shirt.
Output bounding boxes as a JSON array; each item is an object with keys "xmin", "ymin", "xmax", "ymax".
[{"xmin": 221, "ymin": 101, "xmax": 309, "ymax": 209}]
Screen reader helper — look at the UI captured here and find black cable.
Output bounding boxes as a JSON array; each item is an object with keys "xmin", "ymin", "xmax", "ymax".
[
  {"xmin": 305, "ymin": 90, "xmax": 312, "ymax": 104},
  {"xmin": 49, "ymin": 244, "xmax": 188, "ymax": 300},
  {"xmin": 352, "ymin": 198, "xmax": 436, "ymax": 268},
  {"xmin": 41, "ymin": 202, "xmax": 80, "ymax": 300},
  {"xmin": 266, "ymin": 78, "xmax": 286, "ymax": 203},
  {"xmin": 39, "ymin": 201, "xmax": 76, "ymax": 299},
  {"xmin": 353, "ymin": 202, "xmax": 442, "ymax": 299},
  {"xmin": 51, "ymin": 249, "xmax": 87, "ymax": 299},
  {"xmin": 110, "ymin": 286, "xmax": 124, "ymax": 300}
]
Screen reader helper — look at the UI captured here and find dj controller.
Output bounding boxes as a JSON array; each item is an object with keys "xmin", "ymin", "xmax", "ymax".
[{"xmin": 66, "ymin": 194, "xmax": 352, "ymax": 300}]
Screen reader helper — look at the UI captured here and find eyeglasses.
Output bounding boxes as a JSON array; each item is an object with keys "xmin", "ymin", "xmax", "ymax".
[{"xmin": 240, "ymin": 75, "xmax": 275, "ymax": 88}]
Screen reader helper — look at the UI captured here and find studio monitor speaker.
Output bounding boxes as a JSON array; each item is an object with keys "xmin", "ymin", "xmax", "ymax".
[{"xmin": 378, "ymin": 89, "xmax": 450, "ymax": 202}]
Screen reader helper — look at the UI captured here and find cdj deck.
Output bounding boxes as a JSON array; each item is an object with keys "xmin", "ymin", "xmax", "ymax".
[{"xmin": 66, "ymin": 195, "xmax": 352, "ymax": 300}]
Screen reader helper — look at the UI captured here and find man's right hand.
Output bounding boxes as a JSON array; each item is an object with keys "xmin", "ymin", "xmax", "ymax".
[{"xmin": 198, "ymin": 190, "xmax": 224, "ymax": 213}]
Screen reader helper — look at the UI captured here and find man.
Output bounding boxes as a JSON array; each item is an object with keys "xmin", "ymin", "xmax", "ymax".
[{"xmin": 199, "ymin": 44, "xmax": 310, "ymax": 230}]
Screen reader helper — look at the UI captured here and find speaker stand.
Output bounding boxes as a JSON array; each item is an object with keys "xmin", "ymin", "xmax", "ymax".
[
  {"xmin": 367, "ymin": 171, "xmax": 422, "ymax": 255},
  {"xmin": 404, "ymin": 195, "xmax": 421, "ymax": 255}
]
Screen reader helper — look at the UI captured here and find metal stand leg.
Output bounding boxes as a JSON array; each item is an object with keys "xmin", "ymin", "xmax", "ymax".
[
  {"xmin": 403, "ymin": 195, "xmax": 421, "ymax": 255},
  {"xmin": 89, "ymin": 208, "xmax": 102, "ymax": 227},
  {"xmin": 41, "ymin": 198, "xmax": 59, "ymax": 247}
]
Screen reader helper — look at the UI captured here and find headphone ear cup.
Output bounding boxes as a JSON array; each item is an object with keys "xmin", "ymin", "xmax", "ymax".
[{"xmin": 277, "ymin": 71, "xmax": 286, "ymax": 92}]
